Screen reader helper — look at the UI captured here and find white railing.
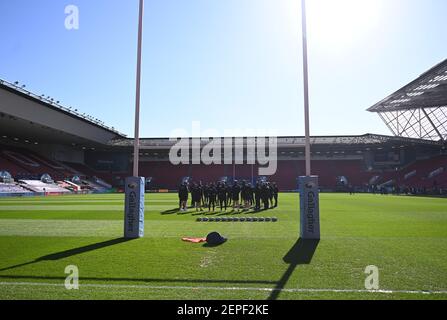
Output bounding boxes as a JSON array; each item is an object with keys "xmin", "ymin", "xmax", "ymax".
[
  {"xmin": 429, "ymin": 167, "xmax": 444, "ymax": 179},
  {"xmin": 404, "ymin": 170, "xmax": 417, "ymax": 180}
]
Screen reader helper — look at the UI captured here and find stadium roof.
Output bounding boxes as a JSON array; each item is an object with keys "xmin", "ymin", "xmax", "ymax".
[
  {"xmin": 368, "ymin": 59, "xmax": 447, "ymax": 112},
  {"xmin": 109, "ymin": 134, "xmax": 442, "ymax": 149},
  {"xmin": 0, "ymin": 78, "xmax": 126, "ymax": 138},
  {"xmin": 368, "ymin": 59, "xmax": 447, "ymax": 142}
]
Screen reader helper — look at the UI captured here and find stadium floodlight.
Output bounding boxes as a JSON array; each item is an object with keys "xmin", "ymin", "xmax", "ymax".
[
  {"xmin": 124, "ymin": 0, "xmax": 145, "ymax": 239},
  {"xmin": 298, "ymin": 0, "xmax": 320, "ymax": 240}
]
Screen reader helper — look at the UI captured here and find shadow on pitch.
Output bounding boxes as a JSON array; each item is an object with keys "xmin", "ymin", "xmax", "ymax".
[
  {"xmin": 0, "ymin": 238, "xmax": 318, "ymax": 298},
  {"xmin": 162, "ymin": 208, "xmax": 208, "ymax": 215},
  {"xmin": 0, "ymin": 274, "xmax": 276, "ymax": 286},
  {"xmin": 268, "ymin": 238, "xmax": 320, "ymax": 300},
  {"xmin": 164, "ymin": 207, "xmax": 278, "ymax": 217},
  {"xmin": 161, "ymin": 208, "xmax": 180, "ymax": 215},
  {"xmin": 0, "ymin": 238, "xmax": 132, "ymax": 272},
  {"xmin": 202, "ymin": 240, "xmax": 227, "ymax": 248}
]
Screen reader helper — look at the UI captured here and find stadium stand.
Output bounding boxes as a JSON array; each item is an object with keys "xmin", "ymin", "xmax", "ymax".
[
  {"xmin": 19, "ymin": 180, "xmax": 71, "ymax": 194},
  {"xmin": 138, "ymin": 159, "xmax": 381, "ymax": 190},
  {"xmin": 366, "ymin": 155, "xmax": 447, "ymax": 191},
  {"xmin": 62, "ymin": 162, "xmax": 114, "ymax": 192},
  {"xmin": 2, "ymin": 141, "xmax": 445, "ymax": 193},
  {"xmin": 0, "ymin": 170, "xmax": 13, "ymax": 183},
  {"xmin": 189, "ymin": 164, "xmax": 228, "ymax": 183},
  {"xmin": 63, "ymin": 161, "xmax": 115, "ymax": 183},
  {"xmin": 57, "ymin": 181, "xmax": 76, "ymax": 191},
  {"xmin": 1, "ymin": 147, "xmax": 74, "ymax": 181},
  {"xmin": 0, "ymin": 183, "xmax": 32, "ymax": 195},
  {"xmin": 62, "ymin": 161, "xmax": 97, "ymax": 177},
  {"xmin": 399, "ymin": 155, "xmax": 447, "ymax": 188},
  {"xmin": 83, "ymin": 178, "xmax": 111, "ymax": 193},
  {"xmin": 0, "ymin": 153, "xmax": 31, "ymax": 177},
  {"xmin": 139, "ymin": 161, "xmax": 189, "ymax": 190},
  {"xmin": 1, "ymin": 60, "xmax": 446, "ymax": 196}
]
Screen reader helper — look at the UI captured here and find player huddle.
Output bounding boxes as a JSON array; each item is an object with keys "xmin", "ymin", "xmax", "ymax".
[{"xmin": 178, "ymin": 180, "xmax": 279, "ymax": 213}]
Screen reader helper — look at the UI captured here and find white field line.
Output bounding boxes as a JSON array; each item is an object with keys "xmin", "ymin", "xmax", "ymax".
[{"xmin": 0, "ymin": 282, "xmax": 446, "ymax": 295}]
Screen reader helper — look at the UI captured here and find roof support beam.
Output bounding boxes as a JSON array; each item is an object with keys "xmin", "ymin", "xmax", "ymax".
[
  {"xmin": 422, "ymin": 108, "xmax": 445, "ymax": 141},
  {"xmin": 378, "ymin": 113, "xmax": 397, "ymax": 137}
]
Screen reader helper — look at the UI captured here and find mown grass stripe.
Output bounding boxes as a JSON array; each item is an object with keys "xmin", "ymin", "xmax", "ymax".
[{"xmin": 0, "ymin": 282, "xmax": 446, "ymax": 295}]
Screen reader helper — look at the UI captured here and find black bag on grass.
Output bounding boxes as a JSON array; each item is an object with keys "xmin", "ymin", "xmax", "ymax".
[{"xmin": 206, "ymin": 232, "xmax": 227, "ymax": 246}]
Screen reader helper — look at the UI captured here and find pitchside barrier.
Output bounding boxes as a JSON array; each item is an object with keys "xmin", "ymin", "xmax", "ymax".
[{"xmin": 0, "ymin": 192, "xmax": 35, "ymax": 198}]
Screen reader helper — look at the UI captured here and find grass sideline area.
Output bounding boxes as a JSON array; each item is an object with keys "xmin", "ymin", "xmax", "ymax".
[{"xmin": 0, "ymin": 193, "xmax": 446, "ymax": 300}]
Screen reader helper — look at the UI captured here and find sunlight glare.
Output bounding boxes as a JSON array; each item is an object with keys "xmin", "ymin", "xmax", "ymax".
[{"xmin": 306, "ymin": 0, "xmax": 383, "ymax": 51}]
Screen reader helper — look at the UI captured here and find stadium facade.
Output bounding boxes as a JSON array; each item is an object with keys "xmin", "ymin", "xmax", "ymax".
[{"xmin": 1, "ymin": 60, "xmax": 446, "ymax": 195}]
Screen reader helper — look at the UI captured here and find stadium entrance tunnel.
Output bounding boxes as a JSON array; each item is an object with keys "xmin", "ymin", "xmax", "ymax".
[{"xmin": 268, "ymin": 238, "xmax": 320, "ymax": 300}]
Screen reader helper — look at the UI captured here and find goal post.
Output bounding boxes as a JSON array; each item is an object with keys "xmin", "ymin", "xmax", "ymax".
[
  {"xmin": 299, "ymin": 0, "xmax": 320, "ymax": 240},
  {"xmin": 125, "ymin": 0, "xmax": 145, "ymax": 239}
]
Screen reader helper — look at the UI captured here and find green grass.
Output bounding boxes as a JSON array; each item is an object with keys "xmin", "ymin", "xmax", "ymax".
[{"xmin": 0, "ymin": 193, "xmax": 446, "ymax": 300}]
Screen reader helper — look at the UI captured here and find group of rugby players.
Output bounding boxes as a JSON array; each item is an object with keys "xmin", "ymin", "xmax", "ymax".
[{"xmin": 178, "ymin": 180, "xmax": 279, "ymax": 212}]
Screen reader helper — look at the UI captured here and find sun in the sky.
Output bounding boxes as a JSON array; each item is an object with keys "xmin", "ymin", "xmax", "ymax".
[{"xmin": 306, "ymin": 0, "xmax": 384, "ymax": 51}]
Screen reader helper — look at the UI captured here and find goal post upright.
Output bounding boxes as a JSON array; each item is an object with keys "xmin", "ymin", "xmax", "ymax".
[
  {"xmin": 125, "ymin": 0, "xmax": 145, "ymax": 239},
  {"xmin": 132, "ymin": 0, "xmax": 144, "ymax": 179},
  {"xmin": 299, "ymin": 0, "xmax": 320, "ymax": 240}
]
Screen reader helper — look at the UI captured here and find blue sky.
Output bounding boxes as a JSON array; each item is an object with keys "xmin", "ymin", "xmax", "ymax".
[{"xmin": 0, "ymin": 0, "xmax": 446, "ymax": 138}]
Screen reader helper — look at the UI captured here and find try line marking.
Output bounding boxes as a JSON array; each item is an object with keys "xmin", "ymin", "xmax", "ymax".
[{"xmin": 0, "ymin": 282, "xmax": 446, "ymax": 295}]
